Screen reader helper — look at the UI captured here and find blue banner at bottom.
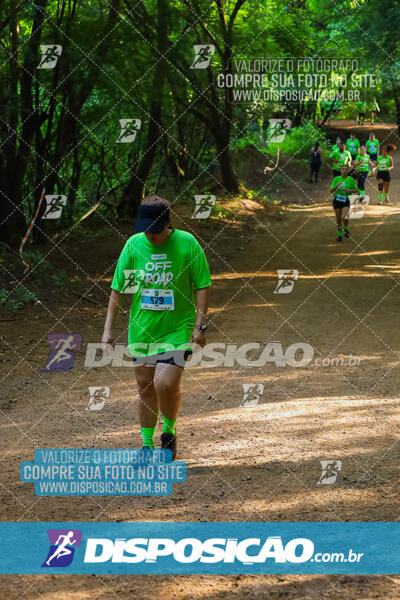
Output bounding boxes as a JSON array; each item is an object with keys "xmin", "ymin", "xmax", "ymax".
[{"xmin": 0, "ymin": 522, "xmax": 399, "ymax": 574}]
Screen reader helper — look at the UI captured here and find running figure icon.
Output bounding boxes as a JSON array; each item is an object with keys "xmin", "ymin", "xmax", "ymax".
[
  {"xmin": 45, "ymin": 531, "xmax": 77, "ymax": 566},
  {"xmin": 42, "ymin": 528, "xmax": 82, "ymax": 568},
  {"xmin": 42, "ymin": 334, "xmax": 82, "ymax": 372}
]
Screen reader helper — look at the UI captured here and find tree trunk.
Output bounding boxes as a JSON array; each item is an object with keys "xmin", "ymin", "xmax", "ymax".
[
  {"xmin": 216, "ymin": 135, "xmax": 239, "ymax": 193},
  {"xmin": 0, "ymin": 0, "xmax": 47, "ymax": 247},
  {"xmin": 120, "ymin": 0, "xmax": 168, "ymax": 219}
]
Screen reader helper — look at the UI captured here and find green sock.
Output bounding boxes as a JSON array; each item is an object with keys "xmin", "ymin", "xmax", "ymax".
[
  {"xmin": 337, "ymin": 228, "xmax": 342, "ymax": 237},
  {"xmin": 162, "ymin": 416, "xmax": 176, "ymax": 436},
  {"xmin": 360, "ymin": 189, "xmax": 364, "ymax": 197},
  {"xmin": 141, "ymin": 427, "xmax": 155, "ymax": 449},
  {"xmin": 378, "ymin": 193, "xmax": 383, "ymax": 202},
  {"xmin": 343, "ymin": 224, "xmax": 348, "ymax": 231},
  {"xmin": 384, "ymin": 193, "xmax": 388, "ymax": 200}
]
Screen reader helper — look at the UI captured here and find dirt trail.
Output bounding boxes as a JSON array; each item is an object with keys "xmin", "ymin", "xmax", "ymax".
[{"xmin": 1, "ymin": 122, "xmax": 400, "ymax": 598}]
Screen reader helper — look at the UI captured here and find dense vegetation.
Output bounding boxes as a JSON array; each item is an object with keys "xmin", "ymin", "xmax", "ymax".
[{"xmin": 0, "ymin": 0, "xmax": 399, "ymax": 248}]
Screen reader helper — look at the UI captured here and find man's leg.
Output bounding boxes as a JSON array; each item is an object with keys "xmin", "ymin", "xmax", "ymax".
[
  {"xmin": 384, "ymin": 181, "xmax": 390, "ymax": 202},
  {"xmin": 335, "ymin": 208, "xmax": 343, "ymax": 241},
  {"xmin": 154, "ymin": 362, "xmax": 184, "ymax": 458},
  {"xmin": 134, "ymin": 364, "xmax": 158, "ymax": 448},
  {"xmin": 343, "ymin": 205, "xmax": 350, "ymax": 237},
  {"xmin": 154, "ymin": 362, "xmax": 183, "ymax": 422},
  {"xmin": 377, "ymin": 179, "xmax": 383, "ymax": 204}
]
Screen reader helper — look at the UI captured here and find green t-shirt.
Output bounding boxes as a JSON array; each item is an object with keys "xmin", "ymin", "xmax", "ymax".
[
  {"xmin": 111, "ymin": 229, "xmax": 212, "ymax": 356},
  {"xmin": 329, "ymin": 149, "xmax": 352, "ymax": 168},
  {"xmin": 355, "ymin": 154, "xmax": 369, "ymax": 172},
  {"xmin": 366, "ymin": 139, "xmax": 379, "ymax": 154},
  {"xmin": 376, "ymin": 155, "xmax": 391, "ymax": 171},
  {"xmin": 357, "ymin": 101, "xmax": 367, "ymax": 112},
  {"xmin": 331, "ymin": 176, "xmax": 359, "ymax": 202},
  {"xmin": 346, "ymin": 138, "xmax": 360, "ymax": 155}
]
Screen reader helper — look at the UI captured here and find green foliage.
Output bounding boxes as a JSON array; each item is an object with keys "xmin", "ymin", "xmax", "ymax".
[
  {"xmin": 274, "ymin": 122, "xmax": 330, "ymax": 159},
  {"xmin": 0, "ymin": 287, "xmax": 37, "ymax": 311},
  {"xmin": 27, "ymin": 253, "xmax": 68, "ymax": 289},
  {"xmin": 234, "ymin": 121, "xmax": 329, "ymax": 165},
  {"xmin": 9, "ymin": 249, "xmax": 68, "ymax": 290},
  {"xmin": 68, "ymin": 223, "xmax": 110, "ymax": 244},
  {"xmin": 0, "ymin": 0, "xmax": 398, "ymax": 249}
]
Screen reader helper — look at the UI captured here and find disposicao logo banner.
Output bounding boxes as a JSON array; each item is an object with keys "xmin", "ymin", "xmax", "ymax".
[{"xmin": 1, "ymin": 522, "xmax": 400, "ymax": 574}]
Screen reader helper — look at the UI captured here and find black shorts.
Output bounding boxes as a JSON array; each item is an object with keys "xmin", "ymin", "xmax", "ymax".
[
  {"xmin": 357, "ymin": 171, "xmax": 368, "ymax": 190},
  {"xmin": 350, "ymin": 153, "xmax": 357, "ymax": 161},
  {"xmin": 333, "ymin": 198, "xmax": 350, "ymax": 210},
  {"xmin": 358, "ymin": 112, "xmax": 365, "ymax": 118},
  {"xmin": 368, "ymin": 152, "xmax": 377, "ymax": 162},
  {"xmin": 376, "ymin": 171, "xmax": 390, "ymax": 182},
  {"xmin": 132, "ymin": 350, "xmax": 193, "ymax": 369}
]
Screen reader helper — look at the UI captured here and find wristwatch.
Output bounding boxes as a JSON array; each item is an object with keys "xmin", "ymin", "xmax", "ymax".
[{"xmin": 196, "ymin": 323, "xmax": 208, "ymax": 332}]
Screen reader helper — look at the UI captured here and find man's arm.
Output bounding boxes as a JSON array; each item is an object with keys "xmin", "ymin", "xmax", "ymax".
[
  {"xmin": 102, "ymin": 289, "xmax": 125, "ymax": 349},
  {"xmin": 191, "ymin": 286, "xmax": 210, "ymax": 347},
  {"xmin": 330, "ymin": 181, "xmax": 342, "ymax": 193}
]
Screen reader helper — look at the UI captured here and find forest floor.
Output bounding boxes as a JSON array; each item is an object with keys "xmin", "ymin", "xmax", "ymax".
[{"xmin": 1, "ymin": 121, "xmax": 400, "ymax": 599}]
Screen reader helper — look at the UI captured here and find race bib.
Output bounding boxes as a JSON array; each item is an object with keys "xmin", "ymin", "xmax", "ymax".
[
  {"xmin": 141, "ymin": 289, "xmax": 175, "ymax": 311},
  {"xmin": 335, "ymin": 194, "xmax": 347, "ymax": 202}
]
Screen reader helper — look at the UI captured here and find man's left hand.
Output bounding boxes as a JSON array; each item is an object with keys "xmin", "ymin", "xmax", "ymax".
[{"xmin": 191, "ymin": 328, "xmax": 206, "ymax": 347}]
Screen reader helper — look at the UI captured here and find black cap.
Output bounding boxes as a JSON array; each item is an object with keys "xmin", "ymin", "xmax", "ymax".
[{"xmin": 135, "ymin": 204, "xmax": 170, "ymax": 234}]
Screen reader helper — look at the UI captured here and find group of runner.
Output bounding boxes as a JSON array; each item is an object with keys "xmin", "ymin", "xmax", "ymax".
[
  {"xmin": 309, "ymin": 131, "xmax": 395, "ymax": 242},
  {"xmin": 320, "ymin": 99, "xmax": 343, "ymax": 121},
  {"xmin": 328, "ymin": 133, "xmax": 395, "ymax": 241},
  {"xmin": 320, "ymin": 98, "xmax": 379, "ymax": 126},
  {"xmin": 355, "ymin": 98, "xmax": 380, "ymax": 125}
]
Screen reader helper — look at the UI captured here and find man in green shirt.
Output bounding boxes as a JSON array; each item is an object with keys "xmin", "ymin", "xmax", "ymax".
[
  {"xmin": 329, "ymin": 141, "xmax": 352, "ymax": 177},
  {"xmin": 365, "ymin": 133, "xmax": 379, "ymax": 162},
  {"xmin": 330, "ymin": 166, "xmax": 359, "ymax": 241},
  {"xmin": 353, "ymin": 146, "xmax": 374, "ymax": 197},
  {"xmin": 102, "ymin": 196, "xmax": 212, "ymax": 459},
  {"xmin": 345, "ymin": 133, "xmax": 360, "ymax": 160},
  {"xmin": 374, "ymin": 146, "xmax": 394, "ymax": 204},
  {"xmin": 356, "ymin": 99, "xmax": 367, "ymax": 125},
  {"xmin": 369, "ymin": 98, "xmax": 380, "ymax": 124},
  {"xmin": 331, "ymin": 137, "xmax": 341, "ymax": 154}
]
